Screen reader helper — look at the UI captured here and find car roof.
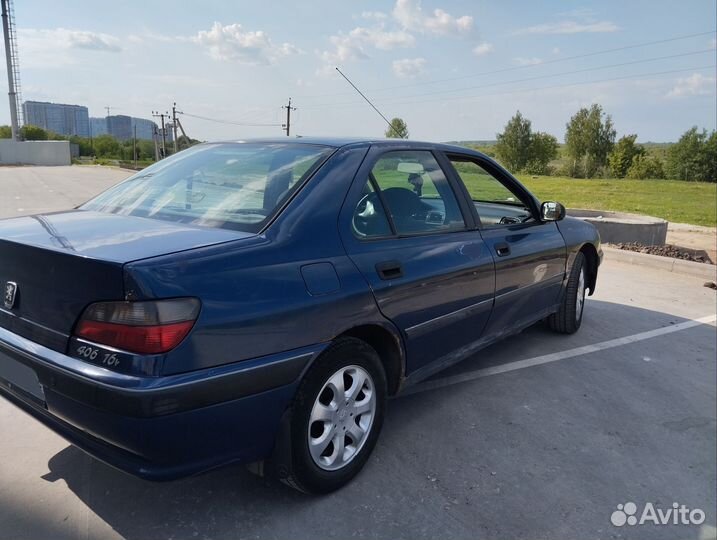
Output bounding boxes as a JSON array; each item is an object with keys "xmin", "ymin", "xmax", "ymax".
[{"xmin": 210, "ymin": 137, "xmax": 486, "ymax": 156}]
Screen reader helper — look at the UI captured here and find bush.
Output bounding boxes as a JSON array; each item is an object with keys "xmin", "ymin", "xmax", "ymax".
[
  {"xmin": 665, "ymin": 127, "xmax": 716, "ymax": 182},
  {"xmin": 19, "ymin": 125, "xmax": 49, "ymax": 140},
  {"xmin": 608, "ymin": 134, "xmax": 645, "ymax": 178},
  {"xmin": 627, "ymin": 155, "xmax": 665, "ymax": 179},
  {"xmin": 523, "ymin": 159, "xmax": 554, "ymax": 176}
]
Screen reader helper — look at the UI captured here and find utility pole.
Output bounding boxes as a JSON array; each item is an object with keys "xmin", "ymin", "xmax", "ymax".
[
  {"xmin": 152, "ymin": 110, "xmax": 168, "ymax": 158},
  {"xmin": 133, "ymin": 124, "xmax": 137, "ymax": 169},
  {"xmin": 282, "ymin": 98, "xmax": 296, "ymax": 137},
  {"xmin": 172, "ymin": 102, "xmax": 179, "ymax": 153},
  {"xmin": 105, "ymin": 106, "xmax": 112, "ymax": 117},
  {"xmin": 1, "ymin": 0, "xmax": 20, "ymax": 141},
  {"xmin": 152, "ymin": 125, "xmax": 159, "ymax": 161}
]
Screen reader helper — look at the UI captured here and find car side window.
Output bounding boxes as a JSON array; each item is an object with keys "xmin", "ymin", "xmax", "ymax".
[
  {"xmin": 448, "ymin": 157, "xmax": 534, "ymax": 227},
  {"xmin": 362, "ymin": 151, "xmax": 465, "ymax": 236}
]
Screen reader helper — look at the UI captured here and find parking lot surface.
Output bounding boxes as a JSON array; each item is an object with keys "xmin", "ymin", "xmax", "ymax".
[{"xmin": 0, "ymin": 166, "xmax": 715, "ymax": 540}]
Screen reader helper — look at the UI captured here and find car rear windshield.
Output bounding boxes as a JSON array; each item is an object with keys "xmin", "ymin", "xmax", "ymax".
[{"xmin": 81, "ymin": 143, "xmax": 334, "ymax": 233}]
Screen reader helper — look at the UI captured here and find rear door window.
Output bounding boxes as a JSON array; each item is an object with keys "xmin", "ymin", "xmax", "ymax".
[{"xmin": 366, "ymin": 150, "xmax": 466, "ymax": 236}]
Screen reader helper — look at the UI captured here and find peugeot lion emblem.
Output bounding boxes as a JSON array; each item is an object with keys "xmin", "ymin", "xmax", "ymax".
[{"xmin": 3, "ymin": 281, "xmax": 17, "ymax": 309}]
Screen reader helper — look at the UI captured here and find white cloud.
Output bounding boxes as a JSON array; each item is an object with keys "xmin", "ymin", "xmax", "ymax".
[
  {"xmin": 350, "ymin": 26, "xmax": 416, "ymax": 50},
  {"xmin": 557, "ymin": 8, "xmax": 597, "ymax": 19},
  {"xmin": 472, "ymin": 42, "xmax": 494, "ymax": 56},
  {"xmin": 393, "ymin": 0, "xmax": 473, "ymax": 35},
  {"xmin": 666, "ymin": 73, "xmax": 716, "ymax": 98},
  {"xmin": 317, "ymin": 1, "xmax": 473, "ymax": 75},
  {"xmin": 393, "ymin": 57, "xmax": 426, "ymax": 78},
  {"xmin": 513, "ymin": 57, "xmax": 543, "ymax": 66},
  {"xmin": 192, "ymin": 22, "xmax": 300, "ymax": 65},
  {"xmin": 19, "ymin": 28, "xmax": 121, "ymax": 53},
  {"xmin": 318, "ymin": 25, "xmax": 415, "ymax": 71},
  {"xmin": 360, "ymin": 11, "xmax": 388, "ymax": 21},
  {"xmin": 552, "ymin": 47, "xmax": 561, "ymax": 54},
  {"xmin": 514, "ymin": 20, "xmax": 619, "ymax": 35}
]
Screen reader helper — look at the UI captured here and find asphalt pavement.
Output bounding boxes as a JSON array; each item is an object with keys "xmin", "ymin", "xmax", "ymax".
[{"xmin": 0, "ymin": 166, "xmax": 715, "ymax": 540}]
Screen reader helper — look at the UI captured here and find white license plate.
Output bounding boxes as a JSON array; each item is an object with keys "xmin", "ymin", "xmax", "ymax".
[{"xmin": 0, "ymin": 350, "xmax": 45, "ymax": 402}]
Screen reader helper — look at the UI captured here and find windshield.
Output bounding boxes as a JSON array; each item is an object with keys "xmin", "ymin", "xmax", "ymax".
[{"xmin": 81, "ymin": 143, "xmax": 334, "ymax": 232}]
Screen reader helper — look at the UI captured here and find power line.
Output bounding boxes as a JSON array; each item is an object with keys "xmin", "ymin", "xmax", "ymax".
[
  {"xmin": 302, "ymin": 48, "xmax": 714, "ymax": 109},
  {"xmin": 178, "ymin": 110, "xmax": 283, "ymax": 127},
  {"xmin": 320, "ymin": 64, "xmax": 716, "ymax": 110},
  {"xmin": 297, "ymin": 29, "xmax": 717, "ymax": 99}
]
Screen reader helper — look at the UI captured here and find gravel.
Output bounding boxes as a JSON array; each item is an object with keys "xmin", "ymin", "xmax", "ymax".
[{"xmin": 614, "ymin": 242, "xmax": 714, "ymax": 264}]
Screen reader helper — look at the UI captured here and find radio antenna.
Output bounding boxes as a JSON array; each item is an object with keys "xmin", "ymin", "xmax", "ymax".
[{"xmin": 335, "ymin": 67, "xmax": 403, "ymax": 138}]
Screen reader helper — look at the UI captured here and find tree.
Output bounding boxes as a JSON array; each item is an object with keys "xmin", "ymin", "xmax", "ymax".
[
  {"xmin": 525, "ymin": 131, "xmax": 559, "ymax": 175},
  {"xmin": 564, "ymin": 104, "xmax": 616, "ymax": 177},
  {"xmin": 0, "ymin": 125, "xmax": 11, "ymax": 138},
  {"xmin": 608, "ymin": 134, "xmax": 645, "ymax": 178},
  {"xmin": 93, "ymin": 134, "xmax": 121, "ymax": 157},
  {"xmin": 665, "ymin": 127, "xmax": 716, "ymax": 182},
  {"xmin": 138, "ymin": 139, "xmax": 156, "ymax": 159},
  {"xmin": 385, "ymin": 117, "xmax": 408, "ymax": 138},
  {"xmin": 626, "ymin": 155, "xmax": 665, "ymax": 179},
  {"xmin": 19, "ymin": 124, "xmax": 49, "ymax": 141},
  {"xmin": 68, "ymin": 135, "xmax": 93, "ymax": 156},
  {"xmin": 704, "ymin": 130, "xmax": 717, "ymax": 183},
  {"xmin": 495, "ymin": 111, "xmax": 532, "ymax": 171},
  {"xmin": 496, "ymin": 111, "xmax": 558, "ymax": 174},
  {"xmin": 176, "ymin": 134, "xmax": 202, "ymax": 151}
]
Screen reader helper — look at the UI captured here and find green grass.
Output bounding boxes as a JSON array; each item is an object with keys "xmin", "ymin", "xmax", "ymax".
[{"xmin": 515, "ymin": 175, "xmax": 717, "ymax": 227}]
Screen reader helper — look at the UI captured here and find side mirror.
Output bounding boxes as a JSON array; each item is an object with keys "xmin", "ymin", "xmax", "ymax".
[{"xmin": 541, "ymin": 201, "xmax": 566, "ymax": 221}]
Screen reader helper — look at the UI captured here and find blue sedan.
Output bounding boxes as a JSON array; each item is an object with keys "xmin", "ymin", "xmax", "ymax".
[{"xmin": 0, "ymin": 138, "xmax": 601, "ymax": 493}]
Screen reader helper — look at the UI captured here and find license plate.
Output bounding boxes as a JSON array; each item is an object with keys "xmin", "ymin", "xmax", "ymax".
[{"xmin": 0, "ymin": 349, "xmax": 45, "ymax": 402}]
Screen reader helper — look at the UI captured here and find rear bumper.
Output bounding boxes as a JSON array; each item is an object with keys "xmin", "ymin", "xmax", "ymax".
[{"xmin": 0, "ymin": 326, "xmax": 324, "ymax": 480}]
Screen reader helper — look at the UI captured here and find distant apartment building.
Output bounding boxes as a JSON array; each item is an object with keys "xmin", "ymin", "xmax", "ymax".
[
  {"xmin": 90, "ymin": 115, "xmax": 159, "ymax": 141},
  {"xmin": 22, "ymin": 101, "xmax": 90, "ymax": 137},
  {"xmin": 89, "ymin": 117, "xmax": 108, "ymax": 137},
  {"xmin": 106, "ymin": 115, "xmax": 133, "ymax": 141},
  {"xmin": 131, "ymin": 117, "xmax": 157, "ymax": 140}
]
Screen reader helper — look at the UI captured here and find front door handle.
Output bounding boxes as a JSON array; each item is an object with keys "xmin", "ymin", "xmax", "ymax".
[
  {"xmin": 376, "ymin": 260, "xmax": 404, "ymax": 280},
  {"xmin": 495, "ymin": 242, "xmax": 511, "ymax": 257}
]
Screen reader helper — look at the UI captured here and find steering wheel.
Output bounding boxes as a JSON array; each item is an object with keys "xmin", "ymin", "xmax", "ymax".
[{"xmin": 353, "ymin": 191, "xmax": 381, "ymax": 236}]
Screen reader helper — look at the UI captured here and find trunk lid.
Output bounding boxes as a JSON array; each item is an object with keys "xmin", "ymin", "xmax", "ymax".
[{"xmin": 0, "ymin": 210, "xmax": 250, "ymax": 351}]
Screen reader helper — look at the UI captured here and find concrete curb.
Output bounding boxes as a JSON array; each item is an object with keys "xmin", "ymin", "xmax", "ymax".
[{"xmin": 603, "ymin": 246, "xmax": 717, "ymax": 281}]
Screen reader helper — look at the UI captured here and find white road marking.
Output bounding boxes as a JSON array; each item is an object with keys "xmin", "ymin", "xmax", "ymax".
[{"xmin": 403, "ymin": 314, "xmax": 717, "ymax": 396}]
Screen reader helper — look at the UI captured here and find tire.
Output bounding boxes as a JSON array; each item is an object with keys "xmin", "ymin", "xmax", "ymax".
[
  {"xmin": 547, "ymin": 252, "xmax": 587, "ymax": 334},
  {"xmin": 281, "ymin": 337, "xmax": 387, "ymax": 494}
]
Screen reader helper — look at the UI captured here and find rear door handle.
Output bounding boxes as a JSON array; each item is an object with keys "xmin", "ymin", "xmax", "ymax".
[
  {"xmin": 376, "ymin": 260, "xmax": 404, "ymax": 280},
  {"xmin": 495, "ymin": 242, "xmax": 511, "ymax": 257}
]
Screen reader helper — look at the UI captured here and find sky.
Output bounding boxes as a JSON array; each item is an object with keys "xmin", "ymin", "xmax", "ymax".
[{"xmin": 3, "ymin": 0, "xmax": 716, "ymax": 142}]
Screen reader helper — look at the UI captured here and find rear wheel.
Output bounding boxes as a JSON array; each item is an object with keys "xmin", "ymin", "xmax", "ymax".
[
  {"xmin": 282, "ymin": 337, "xmax": 387, "ymax": 494},
  {"xmin": 547, "ymin": 252, "xmax": 587, "ymax": 334}
]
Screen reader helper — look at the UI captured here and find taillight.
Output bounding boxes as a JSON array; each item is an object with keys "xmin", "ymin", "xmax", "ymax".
[{"xmin": 75, "ymin": 298, "xmax": 200, "ymax": 355}]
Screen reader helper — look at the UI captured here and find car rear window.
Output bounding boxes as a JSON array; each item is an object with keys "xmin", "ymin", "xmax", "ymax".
[{"xmin": 81, "ymin": 143, "xmax": 334, "ymax": 233}]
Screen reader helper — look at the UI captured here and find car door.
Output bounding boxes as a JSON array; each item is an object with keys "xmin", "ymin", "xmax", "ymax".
[
  {"xmin": 444, "ymin": 153, "xmax": 567, "ymax": 337},
  {"xmin": 339, "ymin": 146, "xmax": 495, "ymax": 376}
]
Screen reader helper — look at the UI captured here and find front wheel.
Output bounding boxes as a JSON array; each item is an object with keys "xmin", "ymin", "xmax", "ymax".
[
  {"xmin": 282, "ymin": 337, "xmax": 387, "ymax": 494},
  {"xmin": 547, "ymin": 252, "xmax": 587, "ymax": 334}
]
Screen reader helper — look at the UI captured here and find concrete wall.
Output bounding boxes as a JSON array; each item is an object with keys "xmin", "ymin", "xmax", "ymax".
[
  {"xmin": 568, "ymin": 208, "xmax": 668, "ymax": 246},
  {"xmin": 0, "ymin": 140, "xmax": 72, "ymax": 166}
]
